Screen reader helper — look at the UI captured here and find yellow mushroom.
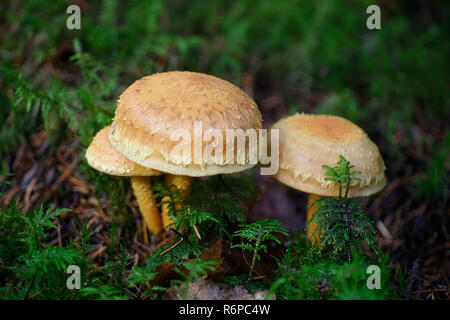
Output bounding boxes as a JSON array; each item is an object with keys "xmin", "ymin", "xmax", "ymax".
[
  {"xmin": 85, "ymin": 126, "xmax": 163, "ymax": 235},
  {"xmin": 270, "ymin": 113, "xmax": 387, "ymax": 244},
  {"xmin": 108, "ymin": 71, "xmax": 263, "ymax": 231}
]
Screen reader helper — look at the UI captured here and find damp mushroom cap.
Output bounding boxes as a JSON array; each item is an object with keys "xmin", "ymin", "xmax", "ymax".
[
  {"xmin": 86, "ymin": 126, "xmax": 161, "ymax": 177},
  {"xmin": 271, "ymin": 113, "xmax": 386, "ymax": 197},
  {"xmin": 109, "ymin": 71, "xmax": 262, "ymax": 177}
]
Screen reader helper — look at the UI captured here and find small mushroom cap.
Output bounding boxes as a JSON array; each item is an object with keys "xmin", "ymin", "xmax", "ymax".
[
  {"xmin": 86, "ymin": 126, "xmax": 161, "ymax": 177},
  {"xmin": 109, "ymin": 71, "xmax": 262, "ymax": 177},
  {"xmin": 271, "ymin": 113, "xmax": 386, "ymax": 197}
]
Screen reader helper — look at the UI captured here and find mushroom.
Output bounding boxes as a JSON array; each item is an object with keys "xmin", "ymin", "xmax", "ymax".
[
  {"xmin": 86, "ymin": 126, "xmax": 163, "ymax": 235},
  {"xmin": 270, "ymin": 113, "xmax": 386, "ymax": 243},
  {"xmin": 109, "ymin": 71, "xmax": 262, "ymax": 231}
]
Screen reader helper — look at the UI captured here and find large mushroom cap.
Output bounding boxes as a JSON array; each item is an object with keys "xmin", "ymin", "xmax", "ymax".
[
  {"xmin": 86, "ymin": 126, "xmax": 161, "ymax": 177},
  {"xmin": 109, "ymin": 71, "xmax": 262, "ymax": 177},
  {"xmin": 271, "ymin": 113, "xmax": 386, "ymax": 197}
]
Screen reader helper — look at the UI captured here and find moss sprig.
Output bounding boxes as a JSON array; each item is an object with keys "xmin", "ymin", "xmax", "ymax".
[{"xmin": 308, "ymin": 156, "xmax": 376, "ymax": 261}]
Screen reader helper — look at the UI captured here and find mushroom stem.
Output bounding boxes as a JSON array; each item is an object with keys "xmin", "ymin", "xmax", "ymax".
[
  {"xmin": 306, "ymin": 193, "xmax": 323, "ymax": 244},
  {"xmin": 130, "ymin": 176, "xmax": 163, "ymax": 235},
  {"xmin": 162, "ymin": 175, "xmax": 192, "ymax": 231}
]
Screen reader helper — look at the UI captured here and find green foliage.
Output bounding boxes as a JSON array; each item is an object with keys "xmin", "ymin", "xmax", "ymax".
[
  {"xmin": 314, "ymin": 89, "xmax": 368, "ymax": 124},
  {"xmin": 0, "ymin": 41, "xmax": 125, "ymax": 210},
  {"xmin": 173, "ymin": 258, "xmax": 218, "ymax": 299},
  {"xmin": 223, "ymin": 274, "xmax": 268, "ymax": 295},
  {"xmin": 2, "ymin": 0, "xmax": 448, "ymax": 141},
  {"xmin": 1, "ymin": 67, "xmax": 78, "ymax": 138},
  {"xmin": 0, "ymin": 38, "xmax": 115, "ymax": 146},
  {"xmin": 80, "ymin": 285, "xmax": 129, "ymax": 300},
  {"xmin": 0, "ymin": 166, "xmax": 13, "ymax": 195},
  {"xmin": 146, "ymin": 240, "xmax": 204, "ymax": 270},
  {"xmin": 0, "ymin": 202, "xmax": 82, "ymax": 299},
  {"xmin": 80, "ymin": 246, "xmax": 133, "ymax": 299},
  {"xmin": 232, "ymin": 219, "xmax": 288, "ymax": 280},
  {"xmin": 0, "ymin": 198, "xmax": 215, "ymax": 300},
  {"xmin": 308, "ymin": 156, "xmax": 376, "ymax": 261},
  {"xmin": 128, "ymin": 266, "xmax": 159, "ymax": 291},
  {"xmin": 69, "ymin": 39, "xmax": 117, "ymax": 147},
  {"xmin": 152, "ymin": 174, "xmax": 259, "ymax": 238},
  {"xmin": 232, "ymin": 219, "xmax": 289, "ymax": 257},
  {"xmin": 270, "ymin": 233, "xmax": 400, "ymax": 300},
  {"xmin": 172, "ymin": 207, "xmax": 224, "ymax": 239},
  {"xmin": 322, "ymin": 155, "xmax": 362, "ymax": 199},
  {"xmin": 127, "ymin": 264, "xmax": 167, "ymax": 299},
  {"xmin": 416, "ymin": 132, "xmax": 450, "ymax": 203},
  {"xmin": 151, "ymin": 179, "xmax": 221, "ymax": 238},
  {"xmin": 20, "ymin": 205, "xmax": 69, "ymax": 251},
  {"xmin": 0, "ymin": 69, "xmax": 51, "ymax": 154},
  {"xmin": 188, "ymin": 174, "xmax": 259, "ymax": 237},
  {"xmin": 151, "ymin": 179, "xmax": 186, "ymax": 228},
  {"xmin": 0, "ymin": 201, "xmax": 138, "ymax": 300},
  {"xmin": 123, "ymin": 239, "xmax": 205, "ymax": 299}
]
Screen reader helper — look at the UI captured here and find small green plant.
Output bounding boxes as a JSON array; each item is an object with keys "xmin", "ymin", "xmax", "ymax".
[
  {"xmin": 173, "ymin": 258, "xmax": 218, "ymax": 299},
  {"xmin": 147, "ymin": 238, "xmax": 204, "ymax": 270},
  {"xmin": 0, "ymin": 202, "xmax": 82, "ymax": 299},
  {"xmin": 0, "ymin": 165, "xmax": 13, "ymax": 191},
  {"xmin": 270, "ymin": 233, "xmax": 401, "ymax": 300},
  {"xmin": 232, "ymin": 219, "xmax": 288, "ymax": 281},
  {"xmin": 1, "ymin": 45, "xmax": 124, "ymax": 208},
  {"xmin": 152, "ymin": 179, "xmax": 183, "ymax": 209},
  {"xmin": 188, "ymin": 174, "xmax": 259, "ymax": 238},
  {"xmin": 0, "ymin": 67, "xmax": 79, "ymax": 134},
  {"xmin": 308, "ymin": 156, "xmax": 376, "ymax": 261},
  {"xmin": 80, "ymin": 286, "xmax": 129, "ymax": 300},
  {"xmin": 151, "ymin": 179, "xmax": 193, "ymax": 234},
  {"xmin": 152, "ymin": 174, "xmax": 258, "ymax": 238},
  {"xmin": 171, "ymin": 207, "xmax": 224, "ymax": 240},
  {"xmin": 128, "ymin": 266, "xmax": 163, "ymax": 299},
  {"xmin": 1, "ymin": 200, "xmax": 139, "ymax": 300},
  {"xmin": 322, "ymin": 155, "xmax": 362, "ymax": 199}
]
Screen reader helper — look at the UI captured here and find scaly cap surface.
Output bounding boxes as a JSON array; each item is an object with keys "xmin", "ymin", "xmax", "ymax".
[
  {"xmin": 86, "ymin": 126, "xmax": 160, "ymax": 177},
  {"xmin": 272, "ymin": 113, "xmax": 386, "ymax": 197},
  {"xmin": 109, "ymin": 71, "xmax": 262, "ymax": 176}
]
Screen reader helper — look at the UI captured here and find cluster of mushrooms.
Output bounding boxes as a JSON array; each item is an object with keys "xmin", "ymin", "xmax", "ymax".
[{"xmin": 86, "ymin": 71, "xmax": 386, "ymax": 243}]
